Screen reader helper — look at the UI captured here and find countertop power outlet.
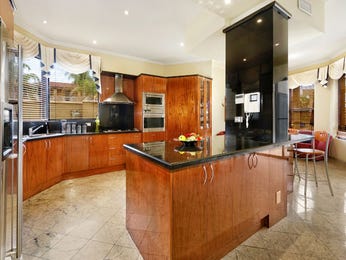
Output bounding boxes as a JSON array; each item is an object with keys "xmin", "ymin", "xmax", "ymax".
[
  {"xmin": 276, "ymin": 190, "xmax": 281, "ymax": 204},
  {"xmin": 234, "ymin": 116, "xmax": 243, "ymax": 123}
]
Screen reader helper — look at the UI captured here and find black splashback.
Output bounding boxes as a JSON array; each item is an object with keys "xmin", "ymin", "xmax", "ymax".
[
  {"xmin": 223, "ymin": 2, "xmax": 290, "ymax": 144},
  {"xmin": 99, "ymin": 103, "xmax": 134, "ymax": 131}
]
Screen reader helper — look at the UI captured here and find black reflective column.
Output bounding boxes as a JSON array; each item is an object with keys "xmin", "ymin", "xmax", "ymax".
[{"xmin": 223, "ymin": 2, "xmax": 291, "ymax": 145}]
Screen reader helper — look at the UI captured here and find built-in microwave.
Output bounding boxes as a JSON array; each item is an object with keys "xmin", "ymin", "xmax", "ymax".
[
  {"xmin": 143, "ymin": 92, "xmax": 165, "ymax": 114},
  {"xmin": 143, "ymin": 92, "xmax": 165, "ymax": 132},
  {"xmin": 1, "ymin": 102, "xmax": 13, "ymax": 160}
]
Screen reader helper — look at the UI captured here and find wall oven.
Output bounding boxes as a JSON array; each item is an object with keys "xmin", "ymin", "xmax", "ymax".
[
  {"xmin": 143, "ymin": 92, "xmax": 165, "ymax": 132},
  {"xmin": 1, "ymin": 102, "xmax": 13, "ymax": 160}
]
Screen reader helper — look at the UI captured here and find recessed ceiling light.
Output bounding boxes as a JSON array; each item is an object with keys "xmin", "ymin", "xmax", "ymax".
[
  {"xmin": 225, "ymin": 0, "xmax": 231, "ymax": 5},
  {"xmin": 257, "ymin": 18, "xmax": 263, "ymax": 24},
  {"xmin": 180, "ymin": 42, "xmax": 184, "ymax": 47},
  {"xmin": 43, "ymin": 20, "xmax": 47, "ymax": 24},
  {"xmin": 92, "ymin": 40, "xmax": 97, "ymax": 44},
  {"xmin": 124, "ymin": 10, "xmax": 129, "ymax": 15},
  {"xmin": 243, "ymin": 58, "xmax": 247, "ymax": 62},
  {"xmin": 275, "ymin": 42, "xmax": 280, "ymax": 47}
]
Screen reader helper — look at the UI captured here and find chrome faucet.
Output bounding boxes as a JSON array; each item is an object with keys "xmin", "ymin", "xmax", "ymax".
[{"xmin": 28, "ymin": 124, "xmax": 44, "ymax": 136}]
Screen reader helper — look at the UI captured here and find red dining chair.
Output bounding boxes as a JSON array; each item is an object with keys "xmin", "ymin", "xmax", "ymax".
[{"xmin": 294, "ymin": 131, "xmax": 333, "ymax": 196}]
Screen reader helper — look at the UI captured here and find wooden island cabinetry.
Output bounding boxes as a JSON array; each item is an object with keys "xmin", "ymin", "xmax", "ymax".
[
  {"xmin": 124, "ymin": 136, "xmax": 301, "ymax": 260},
  {"xmin": 166, "ymin": 75, "xmax": 212, "ymax": 141}
]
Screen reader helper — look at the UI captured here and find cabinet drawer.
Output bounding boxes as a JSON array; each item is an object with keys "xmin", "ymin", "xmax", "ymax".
[{"xmin": 143, "ymin": 132, "xmax": 165, "ymax": 142}]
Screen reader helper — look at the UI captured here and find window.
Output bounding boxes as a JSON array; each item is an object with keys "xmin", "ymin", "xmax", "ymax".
[
  {"xmin": 289, "ymin": 84, "xmax": 314, "ymax": 130},
  {"xmin": 339, "ymin": 77, "xmax": 346, "ymax": 131},
  {"xmin": 49, "ymin": 64, "xmax": 98, "ymax": 120},
  {"xmin": 22, "ymin": 57, "xmax": 48, "ymax": 120},
  {"xmin": 22, "ymin": 58, "xmax": 98, "ymax": 120}
]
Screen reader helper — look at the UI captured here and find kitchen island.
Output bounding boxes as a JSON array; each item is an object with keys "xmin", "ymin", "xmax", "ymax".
[{"xmin": 124, "ymin": 134, "xmax": 312, "ymax": 260}]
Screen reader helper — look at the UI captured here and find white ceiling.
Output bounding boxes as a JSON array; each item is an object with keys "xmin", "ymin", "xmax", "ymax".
[{"xmin": 14, "ymin": 0, "xmax": 346, "ymax": 71}]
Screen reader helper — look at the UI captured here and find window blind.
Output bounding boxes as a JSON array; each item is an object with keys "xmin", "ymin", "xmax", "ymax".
[
  {"xmin": 49, "ymin": 64, "xmax": 98, "ymax": 120},
  {"xmin": 22, "ymin": 57, "xmax": 48, "ymax": 120}
]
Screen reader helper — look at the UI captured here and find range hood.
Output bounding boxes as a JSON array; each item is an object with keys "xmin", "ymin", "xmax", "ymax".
[{"xmin": 102, "ymin": 74, "xmax": 134, "ymax": 104}]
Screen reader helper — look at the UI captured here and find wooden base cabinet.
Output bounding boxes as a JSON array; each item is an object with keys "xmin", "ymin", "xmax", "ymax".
[
  {"xmin": 172, "ymin": 159, "xmax": 233, "ymax": 259},
  {"xmin": 108, "ymin": 133, "xmax": 142, "ymax": 167},
  {"xmin": 126, "ymin": 150, "xmax": 288, "ymax": 260},
  {"xmin": 23, "ymin": 137, "xmax": 64, "ymax": 200},
  {"xmin": 64, "ymin": 135, "xmax": 89, "ymax": 173}
]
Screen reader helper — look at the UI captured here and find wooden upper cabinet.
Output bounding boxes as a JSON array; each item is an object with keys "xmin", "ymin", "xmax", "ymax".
[
  {"xmin": 0, "ymin": 0, "xmax": 14, "ymax": 39},
  {"xmin": 100, "ymin": 73, "xmax": 115, "ymax": 102},
  {"xmin": 166, "ymin": 75, "xmax": 212, "ymax": 141},
  {"xmin": 100, "ymin": 72, "xmax": 136, "ymax": 102},
  {"xmin": 199, "ymin": 77, "xmax": 212, "ymax": 137},
  {"xmin": 137, "ymin": 74, "xmax": 167, "ymax": 93}
]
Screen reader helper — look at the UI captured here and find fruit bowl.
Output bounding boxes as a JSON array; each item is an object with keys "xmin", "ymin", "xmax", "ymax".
[{"xmin": 174, "ymin": 133, "xmax": 203, "ymax": 151}]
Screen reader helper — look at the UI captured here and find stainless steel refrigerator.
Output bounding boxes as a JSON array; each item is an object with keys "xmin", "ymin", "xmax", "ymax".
[{"xmin": 0, "ymin": 17, "xmax": 23, "ymax": 260}]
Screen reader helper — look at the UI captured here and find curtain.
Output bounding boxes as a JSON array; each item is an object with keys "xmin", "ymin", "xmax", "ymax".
[
  {"xmin": 14, "ymin": 31, "xmax": 102, "ymax": 93},
  {"xmin": 317, "ymin": 66, "xmax": 329, "ymax": 86},
  {"xmin": 288, "ymin": 69, "xmax": 318, "ymax": 89},
  {"xmin": 14, "ymin": 31, "xmax": 39, "ymax": 59},
  {"xmin": 328, "ymin": 58, "xmax": 345, "ymax": 80}
]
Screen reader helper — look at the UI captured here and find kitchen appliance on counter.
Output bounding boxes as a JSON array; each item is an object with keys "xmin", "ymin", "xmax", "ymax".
[
  {"xmin": 143, "ymin": 92, "xmax": 165, "ymax": 132},
  {"xmin": 0, "ymin": 17, "xmax": 23, "ymax": 260}
]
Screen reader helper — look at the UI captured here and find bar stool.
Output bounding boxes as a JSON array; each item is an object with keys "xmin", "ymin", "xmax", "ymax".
[{"xmin": 294, "ymin": 131, "xmax": 333, "ymax": 196}]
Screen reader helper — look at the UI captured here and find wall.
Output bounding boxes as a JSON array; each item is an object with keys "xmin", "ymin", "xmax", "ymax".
[
  {"xmin": 211, "ymin": 60, "xmax": 225, "ymax": 136},
  {"xmin": 314, "ymin": 83, "xmax": 331, "ymax": 131},
  {"xmin": 310, "ymin": 79, "xmax": 346, "ymax": 163},
  {"xmin": 163, "ymin": 60, "xmax": 212, "ymax": 78}
]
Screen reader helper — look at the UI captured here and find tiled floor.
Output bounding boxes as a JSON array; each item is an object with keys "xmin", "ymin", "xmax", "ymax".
[{"xmin": 22, "ymin": 158, "xmax": 346, "ymax": 260}]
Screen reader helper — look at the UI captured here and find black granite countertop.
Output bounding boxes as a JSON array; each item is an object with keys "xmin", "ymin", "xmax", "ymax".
[
  {"xmin": 23, "ymin": 129, "xmax": 141, "ymax": 142},
  {"xmin": 123, "ymin": 134, "xmax": 313, "ymax": 170}
]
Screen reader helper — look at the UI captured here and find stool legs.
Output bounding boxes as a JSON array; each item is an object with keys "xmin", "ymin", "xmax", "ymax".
[
  {"xmin": 294, "ymin": 151, "xmax": 301, "ymax": 181},
  {"xmin": 312, "ymin": 154, "xmax": 318, "ymax": 187},
  {"xmin": 324, "ymin": 157, "xmax": 334, "ymax": 196},
  {"xmin": 304, "ymin": 154, "xmax": 308, "ymax": 196}
]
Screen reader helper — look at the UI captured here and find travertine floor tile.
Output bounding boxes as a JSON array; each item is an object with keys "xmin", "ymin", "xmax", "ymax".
[{"xmin": 22, "ymin": 160, "xmax": 346, "ymax": 259}]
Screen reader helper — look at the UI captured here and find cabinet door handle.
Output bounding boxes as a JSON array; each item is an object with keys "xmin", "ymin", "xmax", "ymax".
[
  {"xmin": 23, "ymin": 144, "xmax": 26, "ymax": 155},
  {"xmin": 202, "ymin": 165, "xmax": 208, "ymax": 185},
  {"xmin": 209, "ymin": 163, "xmax": 214, "ymax": 183},
  {"xmin": 248, "ymin": 154, "xmax": 253, "ymax": 169},
  {"xmin": 253, "ymin": 154, "xmax": 258, "ymax": 168},
  {"xmin": 45, "ymin": 140, "xmax": 48, "ymax": 150}
]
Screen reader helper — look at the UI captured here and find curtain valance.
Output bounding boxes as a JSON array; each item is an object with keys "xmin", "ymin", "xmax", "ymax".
[
  {"xmin": 328, "ymin": 58, "xmax": 345, "ymax": 80},
  {"xmin": 288, "ymin": 69, "xmax": 318, "ymax": 89},
  {"xmin": 14, "ymin": 31, "xmax": 39, "ymax": 59},
  {"xmin": 14, "ymin": 31, "xmax": 101, "ymax": 93},
  {"xmin": 316, "ymin": 57, "xmax": 346, "ymax": 87}
]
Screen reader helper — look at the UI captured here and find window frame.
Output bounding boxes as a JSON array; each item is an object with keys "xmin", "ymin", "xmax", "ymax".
[{"xmin": 338, "ymin": 76, "xmax": 346, "ymax": 132}]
